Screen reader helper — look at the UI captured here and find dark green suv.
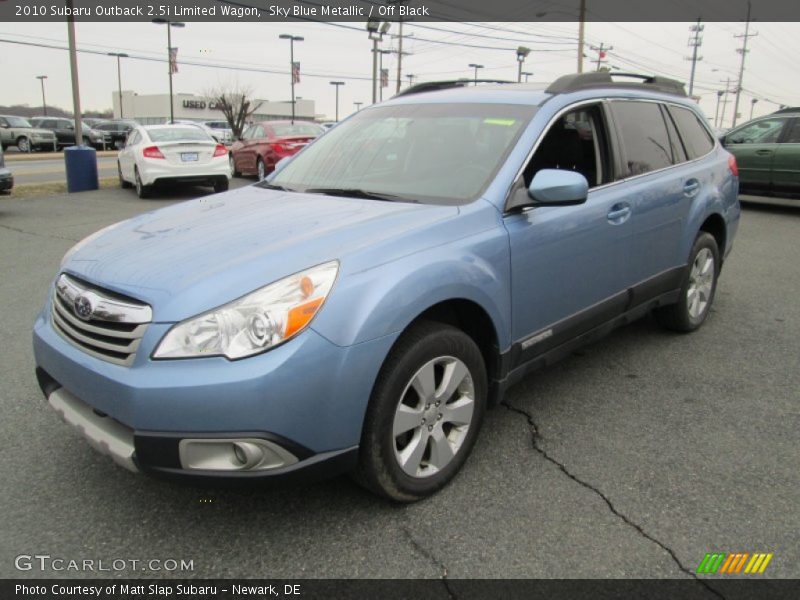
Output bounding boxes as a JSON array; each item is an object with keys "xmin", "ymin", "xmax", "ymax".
[{"xmin": 722, "ymin": 109, "xmax": 800, "ymax": 201}]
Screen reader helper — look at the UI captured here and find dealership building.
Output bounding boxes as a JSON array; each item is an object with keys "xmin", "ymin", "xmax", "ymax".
[{"xmin": 111, "ymin": 91, "xmax": 317, "ymax": 124}]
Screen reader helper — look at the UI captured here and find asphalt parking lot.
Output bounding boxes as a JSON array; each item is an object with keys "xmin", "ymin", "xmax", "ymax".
[{"xmin": 0, "ymin": 186, "xmax": 797, "ymax": 587}]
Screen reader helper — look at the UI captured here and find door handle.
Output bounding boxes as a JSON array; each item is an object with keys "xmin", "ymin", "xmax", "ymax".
[
  {"xmin": 607, "ymin": 204, "xmax": 631, "ymax": 223},
  {"xmin": 683, "ymin": 180, "xmax": 700, "ymax": 196},
  {"xmin": 755, "ymin": 149, "xmax": 773, "ymax": 156}
]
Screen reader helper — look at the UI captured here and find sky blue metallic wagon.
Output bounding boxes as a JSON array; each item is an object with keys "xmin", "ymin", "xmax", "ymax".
[{"xmin": 33, "ymin": 72, "xmax": 740, "ymax": 500}]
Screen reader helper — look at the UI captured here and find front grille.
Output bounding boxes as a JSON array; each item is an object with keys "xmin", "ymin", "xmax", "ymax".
[{"xmin": 51, "ymin": 274, "xmax": 152, "ymax": 367}]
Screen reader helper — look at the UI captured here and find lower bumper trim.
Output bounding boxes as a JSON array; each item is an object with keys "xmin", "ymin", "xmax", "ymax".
[{"xmin": 47, "ymin": 388, "xmax": 138, "ymax": 473}]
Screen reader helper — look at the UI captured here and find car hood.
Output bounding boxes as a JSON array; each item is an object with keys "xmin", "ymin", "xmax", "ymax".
[{"xmin": 63, "ymin": 185, "xmax": 459, "ymax": 322}]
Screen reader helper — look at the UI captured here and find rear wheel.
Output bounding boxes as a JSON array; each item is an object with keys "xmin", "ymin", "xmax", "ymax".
[
  {"xmin": 256, "ymin": 157, "xmax": 266, "ymax": 181},
  {"xmin": 134, "ymin": 167, "xmax": 151, "ymax": 199},
  {"xmin": 229, "ymin": 153, "xmax": 240, "ymax": 177},
  {"xmin": 118, "ymin": 162, "xmax": 131, "ymax": 188},
  {"xmin": 654, "ymin": 232, "xmax": 719, "ymax": 332},
  {"xmin": 213, "ymin": 178, "xmax": 229, "ymax": 193},
  {"xmin": 355, "ymin": 321, "xmax": 487, "ymax": 501}
]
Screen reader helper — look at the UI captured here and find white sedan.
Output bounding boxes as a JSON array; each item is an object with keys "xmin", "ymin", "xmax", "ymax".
[{"xmin": 117, "ymin": 124, "xmax": 231, "ymax": 198}]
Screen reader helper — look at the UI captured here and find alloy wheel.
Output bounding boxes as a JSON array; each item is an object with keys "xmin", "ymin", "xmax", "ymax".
[
  {"xmin": 392, "ymin": 356, "xmax": 475, "ymax": 478},
  {"xmin": 687, "ymin": 247, "xmax": 715, "ymax": 319}
]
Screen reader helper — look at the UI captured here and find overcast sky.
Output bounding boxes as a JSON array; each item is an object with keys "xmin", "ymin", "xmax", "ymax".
[{"xmin": 1, "ymin": 19, "xmax": 797, "ymax": 126}]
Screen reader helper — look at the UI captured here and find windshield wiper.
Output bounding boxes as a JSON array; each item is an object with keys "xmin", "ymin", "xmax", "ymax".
[
  {"xmin": 303, "ymin": 188, "xmax": 414, "ymax": 202},
  {"xmin": 256, "ymin": 182, "xmax": 295, "ymax": 192}
]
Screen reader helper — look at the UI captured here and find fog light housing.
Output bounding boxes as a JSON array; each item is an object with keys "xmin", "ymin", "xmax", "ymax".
[{"xmin": 178, "ymin": 438, "xmax": 299, "ymax": 472}]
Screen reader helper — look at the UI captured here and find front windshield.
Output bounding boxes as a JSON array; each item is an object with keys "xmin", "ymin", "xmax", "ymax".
[
  {"xmin": 270, "ymin": 103, "xmax": 536, "ymax": 205},
  {"xmin": 7, "ymin": 116, "xmax": 33, "ymax": 128}
]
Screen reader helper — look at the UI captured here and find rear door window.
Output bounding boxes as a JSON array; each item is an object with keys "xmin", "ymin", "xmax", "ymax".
[
  {"xmin": 668, "ymin": 105, "xmax": 715, "ymax": 159},
  {"xmin": 610, "ymin": 100, "xmax": 675, "ymax": 177}
]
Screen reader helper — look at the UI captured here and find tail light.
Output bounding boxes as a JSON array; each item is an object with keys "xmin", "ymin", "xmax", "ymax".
[
  {"xmin": 728, "ymin": 154, "xmax": 739, "ymax": 177},
  {"xmin": 270, "ymin": 142, "xmax": 287, "ymax": 153},
  {"xmin": 143, "ymin": 146, "xmax": 165, "ymax": 159},
  {"xmin": 213, "ymin": 144, "xmax": 227, "ymax": 157}
]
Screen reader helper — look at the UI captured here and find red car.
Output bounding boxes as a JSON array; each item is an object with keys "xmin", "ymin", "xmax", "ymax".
[{"xmin": 229, "ymin": 120, "xmax": 324, "ymax": 180}]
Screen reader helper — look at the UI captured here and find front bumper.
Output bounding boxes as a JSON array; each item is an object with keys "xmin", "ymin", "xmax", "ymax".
[
  {"xmin": 41, "ymin": 380, "xmax": 357, "ymax": 483},
  {"xmin": 33, "ymin": 302, "xmax": 396, "ymax": 482}
]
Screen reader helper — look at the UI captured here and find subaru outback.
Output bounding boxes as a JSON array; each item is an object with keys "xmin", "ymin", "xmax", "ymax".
[{"xmin": 33, "ymin": 72, "xmax": 740, "ymax": 501}]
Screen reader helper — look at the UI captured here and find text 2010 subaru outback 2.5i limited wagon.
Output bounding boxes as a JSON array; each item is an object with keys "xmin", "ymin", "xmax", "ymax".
[{"xmin": 33, "ymin": 73, "xmax": 739, "ymax": 501}]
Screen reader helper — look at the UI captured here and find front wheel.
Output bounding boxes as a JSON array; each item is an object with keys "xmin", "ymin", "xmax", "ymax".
[
  {"xmin": 355, "ymin": 321, "xmax": 487, "ymax": 501},
  {"xmin": 17, "ymin": 137, "xmax": 31, "ymax": 153},
  {"xmin": 654, "ymin": 232, "xmax": 719, "ymax": 332},
  {"xmin": 256, "ymin": 157, "xmax": 266, "ymax": 181}
]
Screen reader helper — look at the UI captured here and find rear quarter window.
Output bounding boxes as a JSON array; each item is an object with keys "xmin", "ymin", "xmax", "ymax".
[{"xmin": 668, "ymin": 106, "xmax": 715, "ymax": 159}]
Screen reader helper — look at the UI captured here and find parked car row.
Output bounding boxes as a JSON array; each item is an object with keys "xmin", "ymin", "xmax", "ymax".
[{"xmin": 0, "ymin": 115, "xmax": 57, "ymax": 152}]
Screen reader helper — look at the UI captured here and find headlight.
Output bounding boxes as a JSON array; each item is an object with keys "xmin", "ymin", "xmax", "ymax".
[{"xmin": 153, "ymin": 261, "xmax": 339, "ymax": 360}]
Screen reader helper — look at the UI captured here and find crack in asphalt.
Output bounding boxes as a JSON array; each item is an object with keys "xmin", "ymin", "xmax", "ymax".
[
  {"xmin": 0, "ymin": 223, "xmax": 78, "ymax": 242},
  {"xmin": 500, "ymin": 400, "xmax": 726, "ymax": 600},
  {"xmin": 400, "ymin": 525, "xmax": 457, "ymax": 599}
]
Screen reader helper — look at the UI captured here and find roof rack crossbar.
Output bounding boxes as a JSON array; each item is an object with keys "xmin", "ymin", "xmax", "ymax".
[{"xmin": 545, "ymin": 72, "xmax": 687, "ymax": 97}]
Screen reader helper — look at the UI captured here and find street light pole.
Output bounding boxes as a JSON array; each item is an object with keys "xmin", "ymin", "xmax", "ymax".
[
  {"xmin": 153, "ymin": 19, "xmax": 185, "ymax": 124},
  {"xmin": 330, "ymin": 81, "xmax": 345, "ymax": 122},
  {"xmin": 521, "ymin": 71, "xmax": 533, "ymax": 82},
  {"xmin": 516, "ymin": 47, "xmax": 530, "ymax": 83},
  {"xmin": 468, "ymin": 63, "xmax": 484, "ymax": 85},
  {"xmin": 750, "ymin": 98, "xmax": 758, "ymax": 120},
  {"xmin": 279, "ymin": 34, "xmax": 304, "ymax": 124},
  {"xmin": 378, "ymin": 49, "xmax": 391, "ymax": 101},
  {"xmin": 367, "ymin": 19, "xmax": 390, "ymax": 104},
  {"xmin": 354, "ymin": 101, "xmax": 363, "ymax": 112},
  {"xmin": 714, "ymin": 90, "xmax": 724, "ymax": 128},
  {"xmin": 36, "ymin": 75, "xmax": 48, "ymax": 116},
  {"xmin": 108, "ymin": 53, "xmax": 128, "ymax": 118}
]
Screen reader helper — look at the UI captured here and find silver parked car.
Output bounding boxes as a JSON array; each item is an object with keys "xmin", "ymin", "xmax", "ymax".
[{"xmin": 0, "ymin": 115, "xmax": 57, "ymax": 153}]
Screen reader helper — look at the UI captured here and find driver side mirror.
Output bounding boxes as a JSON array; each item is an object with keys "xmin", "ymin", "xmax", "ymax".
[{"xmin": 507, "ymin": 169, "xmax": 589, "ymax": 211}]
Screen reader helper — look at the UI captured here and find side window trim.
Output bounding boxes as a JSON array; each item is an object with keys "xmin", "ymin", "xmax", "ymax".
[
  {"xmin": 776, "ymin": 117, "xmax": 798, "ymax": 144},
  {"xmin": 660, "ymin": 104, "xmax": 689, "ymax": 164}
]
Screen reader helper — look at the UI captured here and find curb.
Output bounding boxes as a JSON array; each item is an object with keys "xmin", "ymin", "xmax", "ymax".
[{"xmin": 5, "ymin": 150, "xmax": 118, "ymax": 163}]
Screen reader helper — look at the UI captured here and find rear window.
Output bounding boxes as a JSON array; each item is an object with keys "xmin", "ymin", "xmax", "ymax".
[
  {"xmin": 145, "ymin": 127, "xmax": 212, "ymax": 142},
  {"xmin": 269, "ymin": 123, "xmax": 323, "ymax": 138},
  {"xmin": 610, "ymin": 101, "xmax": 675, "ymax": 177},
  {"xmin": 669, "ymin": 106, "xmax": 714, "ymax": 159}
]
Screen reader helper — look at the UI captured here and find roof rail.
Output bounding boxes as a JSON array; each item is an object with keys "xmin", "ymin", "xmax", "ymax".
[
  {"xmin": 545, "ymin": 72, "xmax": 687, "ymax": 97},
  {"xmin": 395, "ymin": 79, "xmax": 516, "ymax": 98},
  {"xmin": 772, "ymin": 106, "xmax": 800, "ymax": 114}
]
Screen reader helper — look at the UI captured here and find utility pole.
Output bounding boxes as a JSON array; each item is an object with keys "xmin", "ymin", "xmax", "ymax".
[
  {"xmin": 714, "ymin": 90, "xmax": 724, "ymax": 128},
  {"xmin": 577, "ymin": 0, "xmax": 586, "ymax": 73},
  {"xmin": 685, "ymin": 18, "xmax": 704, "ymax": 97},
  {"xmin": 329, "ymin": 81, "xmax": 344, "ymax": 122},
  {"xmin": 719, "ymin": 78, "xmax": 732, "ymax": 129},
  {"xmin": 590, "ymin": 43, "xmax": 612, "ymax": 71},
  {"xmin": 732, "ymin": 1, "xmax": 757, "ymax": 128},
  {"xmin": 395, "ymin": 15, "xmax": 404, "ymax": 94}
]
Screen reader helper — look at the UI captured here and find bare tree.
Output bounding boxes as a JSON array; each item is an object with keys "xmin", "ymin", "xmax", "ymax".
[{"xmin": 204, "ymin": 84, "xmax": 263, "ymax": 139}]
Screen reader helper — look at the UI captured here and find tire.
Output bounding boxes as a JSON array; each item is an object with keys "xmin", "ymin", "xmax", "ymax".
[
  {"xmin": 355, "ymin": 321, "xmax": 487, "ymax": 502},
  {"xmin": 134, "ymin": 167, "xmax": 151, "ymax": 199},
  {"xmin": 118, "ymin": 162, "xmax": 132, "ymax": 189},
  {"xmin": 654, "ymin": 232, "xmax": 720, "ymax": 332},
  {"xmin": 17, "ymin": 137, "xmax": 31, "ymax": 153},
  {"xmin": 256, "ymin": 157, "xmax": 266, "ymax": 181},
  {"xmin": 229, "ymin": 153, "xmax": 240, "ymax": 177},
  {"xmin": 213, "ymin": 178, "xmax": 229, "ymax": 193}
]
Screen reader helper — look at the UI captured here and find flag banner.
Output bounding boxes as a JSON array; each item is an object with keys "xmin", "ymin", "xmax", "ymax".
[
  {"xmin": 380, "ymin": 68, "xmax": 389, "ymax": 88},
  {"xmin": 292, "ymin": 61, "xmax": 300, "ymax": 84},
  {"xmin": 169, "ymin": 47, "xmax": 178, "ymax": 74}
]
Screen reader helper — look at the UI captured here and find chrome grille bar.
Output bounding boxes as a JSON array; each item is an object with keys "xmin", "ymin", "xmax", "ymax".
[{"xmin": 51, "ymin": 274, "xmax": 152, "ymax": 366}]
